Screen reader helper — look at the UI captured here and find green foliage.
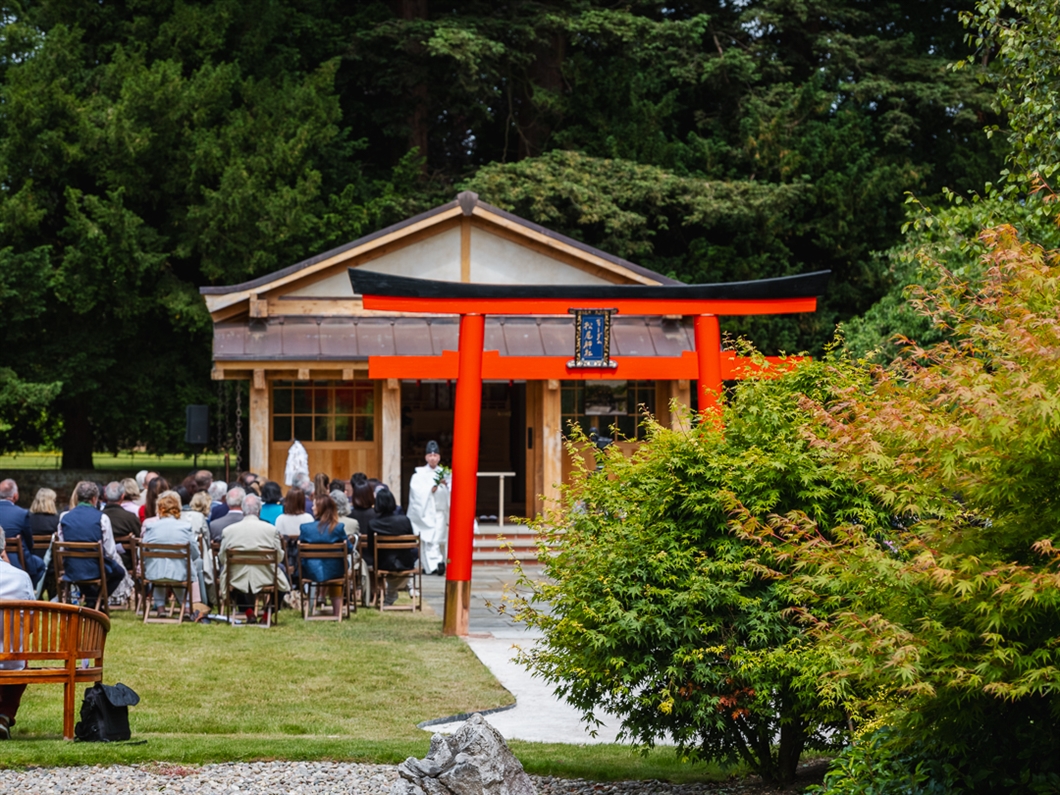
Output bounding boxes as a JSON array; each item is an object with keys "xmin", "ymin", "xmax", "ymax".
[
  {"xmin": 510, "ymin": 357, "xmax": 890, "ymax": 786},
  {"xmin": 843, "ymin": 187, "xmax": 1060, "ymax": 360},
  {"xmin": 810, "ymin": 729, "xmax": 960, "ymax": 795},
  {"xmin": 957, "ymin": 0, "xmax": 1060, "ymax": 186},
  {"xmin": 752, "ymin": 226, "xmax": 1060, "ymax": 791}
]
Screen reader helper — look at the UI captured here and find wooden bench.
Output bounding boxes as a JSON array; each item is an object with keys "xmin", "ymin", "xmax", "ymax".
[{"xmin": 0, "ymin": 600, "xmax": 110, "ymax": 739}]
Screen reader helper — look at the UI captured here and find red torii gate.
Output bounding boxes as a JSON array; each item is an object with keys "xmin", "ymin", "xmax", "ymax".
[{"xmin": 348, "ymin": 269, "xmax": 829, "ymax": 635}]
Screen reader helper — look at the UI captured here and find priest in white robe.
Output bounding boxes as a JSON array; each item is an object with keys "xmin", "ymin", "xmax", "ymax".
[{"xmin": 407, "ymin": 440, "xmax": 449, "ymax": 575}]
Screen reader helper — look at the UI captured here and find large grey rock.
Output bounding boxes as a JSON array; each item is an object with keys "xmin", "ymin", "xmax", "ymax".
[{"xmin": 389, "ymin": 714, "xmax": 536, "ymax": 795}]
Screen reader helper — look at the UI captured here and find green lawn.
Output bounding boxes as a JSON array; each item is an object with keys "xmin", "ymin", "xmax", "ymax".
[
  {"xmin": 0, "ymin": 609, "xmax": 735, "ymax": 783},
  {"xmin": 0, "ymin": 451, "xmax": 230, "ymax": 470}
]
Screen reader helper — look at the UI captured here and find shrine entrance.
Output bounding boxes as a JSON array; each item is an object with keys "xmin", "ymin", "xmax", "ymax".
[{"xmin": 399, "ymin": 381, "xmax": 526, "ymax": 518}]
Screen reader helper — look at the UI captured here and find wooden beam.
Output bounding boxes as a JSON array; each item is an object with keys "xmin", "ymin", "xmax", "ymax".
[
  {"xmin": 342, "ymin": 368, "xmax": 354, "ymax": 381},
  {"xmin": 249, "ymin": 383, "xmax": 269, "ymax": 477},
  {"xmin": 253, "ymin": 369, "xmax": 265, "ymax": 390},
  {"xmin": 382, "ymin": 380, "xmax": 401, "ymax": 496},
  {"xmin": 249, "ymin": 298, "xmax": 268, "ymax": 318},
  {"xmin": 541, "ymin": 379, "xmax": 563, "ymax": 513},
  {"xmin": 211, "ymin": 367, "xmax": 225, "ymax": 381},
  {"xmin": 460, "ymin": 216, "xmax": 471, "ymax": 283},
  {"xmin": 297, "ymin": 368, "xmax": 310, "ymax": 381},
  {"xmin": 367, "ymin": 350, "xmax": 807, "ymax": 381}
]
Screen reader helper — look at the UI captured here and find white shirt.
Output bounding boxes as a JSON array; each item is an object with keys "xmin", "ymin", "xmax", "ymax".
[
  {"xmin": 0, "ymin": 559, "xmax": 35, "ymax": 670},
  {"xmin": 275, "ymin": 512, "xmax": 313, "ymax": 538}
]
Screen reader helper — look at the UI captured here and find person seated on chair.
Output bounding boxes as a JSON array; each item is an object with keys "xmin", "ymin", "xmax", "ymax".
[
  {"xmin": 141, "ymin": 491, "xmax": 209, "ymax": 621},
  {"xmin": 0, "ymin": 478, "xmax": 45, "ymax": 587},
  {"xmin": 367, "ymin": 488, "xmax": 418, "ymax": 607},
  {"xmin": 102, "ymin": 482, "xmax": 141, "ymax": 571},
  {"xmin": 299, "ymin": 494, "xmax": 354, "ymax": 617},
  {"xmin": 218, "ymin": 494, "xmax": 289, "ymax": 622},
  {"xmin": 56, "ymin": 481, "xmax": 127, "ymax": 605},
  {"xmin": 0, "ymin": 547, "xmax": 35, "ymax": 740}
]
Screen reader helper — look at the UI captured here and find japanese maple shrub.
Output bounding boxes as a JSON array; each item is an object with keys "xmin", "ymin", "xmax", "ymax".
[{"xmin": 511, "ymin": 357, "xmax": 889, "ymax": 786}]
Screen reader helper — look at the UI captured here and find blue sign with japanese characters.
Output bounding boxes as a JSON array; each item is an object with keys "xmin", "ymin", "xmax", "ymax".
[{"xmin": 569, "ymin": 308, "xmax": 617, "ymax": 369}]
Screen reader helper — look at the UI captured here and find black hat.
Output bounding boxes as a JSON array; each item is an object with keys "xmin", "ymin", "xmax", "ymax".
[{"xmin": 426, "ymin": 440, "xmax": 440, "ymax": 455}]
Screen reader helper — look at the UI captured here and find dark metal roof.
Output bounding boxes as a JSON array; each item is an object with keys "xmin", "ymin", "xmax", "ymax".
[
  {"xmin": 348, "ymin": 268, "xmax": 830, "ymax": 301},
  {"xmin": 213, "ymin": 316, "xmax": 695, "ymax": 361},
  {"xmin": 201, "ymin": 192, "xmax": 681, "ymax": 297}
]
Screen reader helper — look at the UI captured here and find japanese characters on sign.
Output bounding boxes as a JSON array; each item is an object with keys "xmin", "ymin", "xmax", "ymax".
[{"xmin": 568, "ymin": 308, "xmax": 617, "ymax": 369}]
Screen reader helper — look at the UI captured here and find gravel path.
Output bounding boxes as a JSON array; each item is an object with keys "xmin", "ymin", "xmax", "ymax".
[{"xmin": 0, "ymin": 761, "xmax": 811, "ymax": 794}]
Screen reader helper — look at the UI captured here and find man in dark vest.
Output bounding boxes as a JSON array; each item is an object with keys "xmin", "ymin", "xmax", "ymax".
[
  {"xmin": 0, "ymin": 478, "xmax": 44, "ymax": 586},
  {"xmin": 57, "ymin": 481, "xmax": 127, "ymax": 603}
]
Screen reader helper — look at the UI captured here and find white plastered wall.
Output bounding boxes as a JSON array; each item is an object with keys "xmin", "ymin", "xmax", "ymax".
[{"xmin": 470, "ymin": 227, "xmax": 611, "ymax": 285}]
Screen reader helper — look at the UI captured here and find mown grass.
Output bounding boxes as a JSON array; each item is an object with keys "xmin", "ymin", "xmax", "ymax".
[
  {"xmin": 0, "ymin": 609, "xmax": 737, "ymax": 783},
  {"xmin": 0, "ymin": 451, "xmax": 229, "ymax": 470}
]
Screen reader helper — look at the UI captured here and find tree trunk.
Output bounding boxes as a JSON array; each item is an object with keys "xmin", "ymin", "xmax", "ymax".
[
  {"xmin": 516, "ymin": 30, "xmax": 566, "ymax": 159},
  {"xmin": 776, "ymin": 718, "xmax": 806, "ymax": 786},
  {"xmin": 60, "ymin": 398, "xmax": 94, "ymax": 470},
  {"xmin": 391, "ymin": 0, "xmax": 430, "ymax": 166}
]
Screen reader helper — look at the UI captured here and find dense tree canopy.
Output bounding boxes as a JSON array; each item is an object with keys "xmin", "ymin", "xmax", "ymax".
[{"xmin": 0, "ymin": 0, "xmax": 1006, "ymax": 463}]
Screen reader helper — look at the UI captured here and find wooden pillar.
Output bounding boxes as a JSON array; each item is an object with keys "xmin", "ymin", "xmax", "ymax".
[
  {"xmin": 541, "ymin": 379, "xmax": 562, "ymax": 513},
  {"xmin": 382, "ymin": 378, "xmax": 402, "ymax": 493},
  {"xmin": 671, "ymin": 379, "xmax": 692, "ymax": 432},
  {"xmin": 444, "ymin": 313, "xmax": 485, "ymax": 637},
  {"xmin": 526, "ymin": 381, "xmax": 543, "ymax": 518},
  {"xmin": 694, "ymin": 315, "xmax": 723, "ymax": 416},
  {"xmin": 249, "ymin": 370, "xmax": 269, "ymax": 477}
]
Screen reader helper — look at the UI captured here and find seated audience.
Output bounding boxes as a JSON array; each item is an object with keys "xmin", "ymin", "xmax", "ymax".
[
  {"xmin": 138, "ymin": 476, "xmax": 169, "ymax": 525},
  {"xmin": 299, "ymin": 494, "xmax": 353, "ymax": 617},
  {"xmin": 368, "ymin": 488, "xmax": 418, "ymax": 606},
  {"xmin": 182, "ymin": 491, "xmax": 216, "ymax": 605},
  {"xmin": 259, "ymin": 481, "xmax": 284, "ymax": 525},
  {"xmin": 27, "ymin": 487, "xmax": 60, "ymax": 542},
  {"xmin": 207, "ymin": 481, "xmax": 229, "ymax": 522},
  {"xmin": 209, "ymin": 487, "xmax": 246, "ymax": 542},
  {"xmin": 218, "ymin": 494, "xmax": 289, "ymax": 622},
  {"xmin": 56, "ymin": 481, "xmax": 127, "ymax": 603},
  {"xmin": 141, "ymin": 491, "xmax": 209, "ymax": 620},
  {"xmin": 275, "ymin": 487, "xmax": 312, "ymax": 538},
  {"xmin": 119, "ymin": 478, "xmax": 141, "ymax": 515},
  {"xmin": 0, "ymin": 478, "xmax": 44, "ymax": 586}
]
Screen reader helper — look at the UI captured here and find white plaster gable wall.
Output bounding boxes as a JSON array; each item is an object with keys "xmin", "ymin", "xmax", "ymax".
[
  {"xmin": 470, "ymin": 227, "xmax": 612, "ymax": 285},
  {"xmin": 287, "ymin": 227, "xmax": 463, "ymax": 297},
  {"xmin": 283, "ymin": 222, "xmax": 623, "ymax": 299}
]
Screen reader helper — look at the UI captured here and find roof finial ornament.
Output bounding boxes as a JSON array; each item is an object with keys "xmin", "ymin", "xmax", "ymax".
[{"xmin": 456, "ymin": 191, "xmax": 479, "ymax": 216}]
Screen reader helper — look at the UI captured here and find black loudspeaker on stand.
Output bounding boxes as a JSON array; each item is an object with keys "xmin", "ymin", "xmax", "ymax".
[{"xmin": 185, "ymin": 405, "xmax": 209, "ymax": 445}]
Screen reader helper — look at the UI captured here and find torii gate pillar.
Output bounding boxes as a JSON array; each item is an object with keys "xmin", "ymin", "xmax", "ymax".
[
  {"xmin": 443, "ymin": 313, "xmax": 485, "ymax": 636},
  {"xmin": 694, "ymin": 315, "xmax": 723, "ymax": 415}
]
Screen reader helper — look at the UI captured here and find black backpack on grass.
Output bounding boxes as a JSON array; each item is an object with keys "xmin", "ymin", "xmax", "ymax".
[{"xmin": 75, "ymin": 682, "xmax": 140, "ymax": 742}]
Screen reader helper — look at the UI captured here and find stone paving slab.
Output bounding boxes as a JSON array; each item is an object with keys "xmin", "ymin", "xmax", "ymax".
[{"xmin": 417, "ymin": 565, "xmax": 634, "ymax": 745}]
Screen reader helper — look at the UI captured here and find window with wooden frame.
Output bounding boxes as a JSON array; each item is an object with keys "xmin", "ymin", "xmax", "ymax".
[
  {"xmin": 272, "ymin": 381, "xmax": 375, "ymax": 443},
  {"xmin": 560, "ymin": 380, "xmax": 656, "ymax": 440}
]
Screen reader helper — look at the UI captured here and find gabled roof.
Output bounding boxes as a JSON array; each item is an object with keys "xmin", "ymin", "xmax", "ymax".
[{"xmin": 200, "ymin": 191, "xmax": 680, "ymax": 316}]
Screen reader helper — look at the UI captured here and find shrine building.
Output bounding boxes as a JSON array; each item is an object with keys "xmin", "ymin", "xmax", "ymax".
[{"xmin": 200, "ymin": 191, "xmax": 821, "ymax": 520}]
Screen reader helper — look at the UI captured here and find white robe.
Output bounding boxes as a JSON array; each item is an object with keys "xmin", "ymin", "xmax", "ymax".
[{"xmin": 408, "ymin": 464, "xmax": 449, "ymax": 572}]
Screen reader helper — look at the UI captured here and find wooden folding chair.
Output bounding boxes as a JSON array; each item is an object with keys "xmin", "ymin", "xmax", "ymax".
[
  {"xmin": 223, "ymin": 549, "xmax": 282, "ymax": 628},
  {"xmin": 4, "ymin": 535, "xmax": 26, "ymax": 571},
  {"xmin": 139, "ymin": 541, "xmax": 194, "ymax": 624},
  {"xmin": 373, "ymin": 535, "xmax": 423, "ymax": 612},
  {"xmin": 297, "ymin": 541, "xmax": 353, "ymax": 621},
  {"xmin": 52, "ymin": 540, "xmax": 110, "ymax": 613}
]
